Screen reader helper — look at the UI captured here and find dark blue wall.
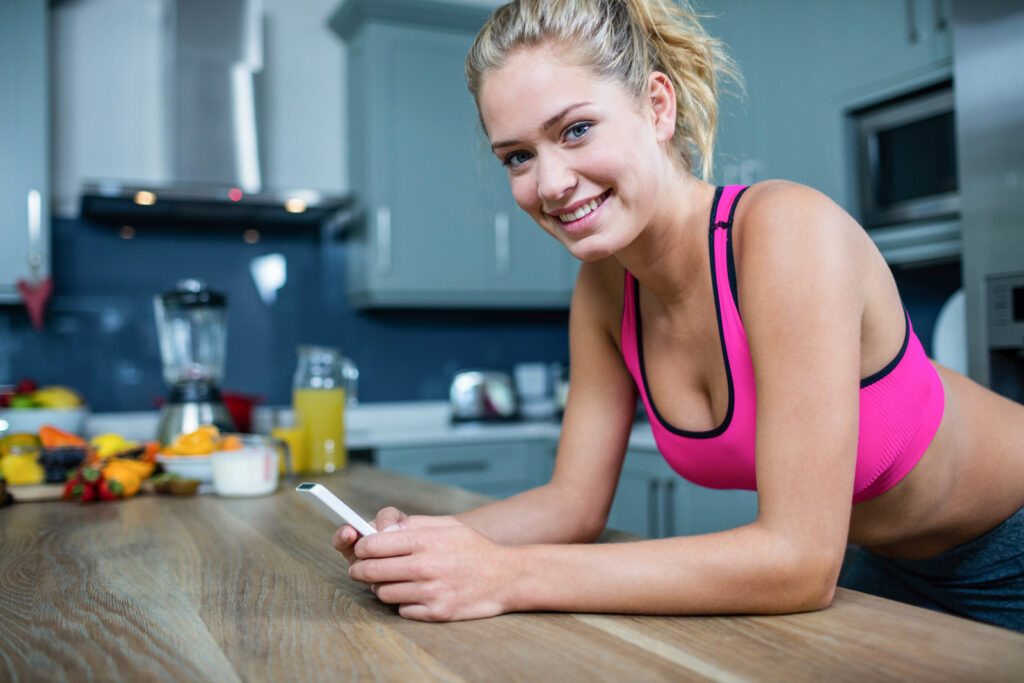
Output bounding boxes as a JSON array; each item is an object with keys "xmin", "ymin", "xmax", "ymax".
[{"xmin": 0, "ymin": 217, "xmax": 570, "ymax": 411}]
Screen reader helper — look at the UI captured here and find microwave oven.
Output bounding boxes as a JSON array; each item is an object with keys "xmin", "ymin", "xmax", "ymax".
[{"xmin": 854, "ymin": 84, "xmax": 959, "ymax": 229}]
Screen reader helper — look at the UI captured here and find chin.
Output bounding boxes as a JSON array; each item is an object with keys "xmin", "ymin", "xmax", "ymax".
[{"xmin": 564, "ymin": 235, "xmax": 619, "ymax": 263}]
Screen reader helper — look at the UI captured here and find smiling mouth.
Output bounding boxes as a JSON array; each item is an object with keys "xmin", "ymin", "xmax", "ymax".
[{"xmin": 556, "ymin": 190, "xmax": 610, "ymax": 223}]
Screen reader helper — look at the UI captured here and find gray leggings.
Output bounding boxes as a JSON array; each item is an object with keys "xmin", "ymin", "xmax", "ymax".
[{"xmin": 838, "ymin": 505, "xmax": 1024, "ymax": 633}]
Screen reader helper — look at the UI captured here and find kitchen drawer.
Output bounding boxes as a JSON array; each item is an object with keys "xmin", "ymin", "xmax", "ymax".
[{"xmin": 374, "ymin": 440, "xmax": 554, "ymax": 497}]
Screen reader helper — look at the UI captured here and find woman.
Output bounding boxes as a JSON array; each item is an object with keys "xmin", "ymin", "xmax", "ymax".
[{"xmin": 334, "ymin": 0, "xmax": 1024, "ymax": 630}]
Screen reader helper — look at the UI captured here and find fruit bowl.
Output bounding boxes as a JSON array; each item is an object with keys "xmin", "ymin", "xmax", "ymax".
[{"xmin": 0, "ymin": 407, "xmax": 88, "ymax": 437}]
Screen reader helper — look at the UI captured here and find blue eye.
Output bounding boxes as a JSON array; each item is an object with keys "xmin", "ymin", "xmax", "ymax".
[
  {"xmin": 566, "ymin": 122, "xmax": 591, "ymax": 140},
  {"xmin": 502, "ymin": 151, "xmax": 533, "ymax": 168}
]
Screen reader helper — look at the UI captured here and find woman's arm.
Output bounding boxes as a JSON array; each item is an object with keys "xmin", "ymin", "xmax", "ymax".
[
  {"xmin": 452, "ymin": 259, "xmax": 640, "ymax": 545},
  {"xmin": 503, "ymin": 182, "xmax": 867, "ymax": 616},
  {"xmin": 351, "ymin": 183, "xmax": 866, "ymax": 620},
  {"xmin": 335, "ymin": 258, "xmax": 638, "ymax": 556}
]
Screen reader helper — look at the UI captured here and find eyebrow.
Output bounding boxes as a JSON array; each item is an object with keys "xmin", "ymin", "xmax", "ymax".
[{"xmin": 490, "ymin": 102, "xmax": 592, "ymax": 152}]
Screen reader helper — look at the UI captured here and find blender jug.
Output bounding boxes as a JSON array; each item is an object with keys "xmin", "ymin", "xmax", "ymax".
[{"xmin": 154, "ymin": 279, "xmax": 235, "ymax": 444}]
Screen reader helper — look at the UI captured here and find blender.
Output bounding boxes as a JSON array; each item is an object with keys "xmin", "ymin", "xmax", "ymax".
[{"xmin": 154, "ymin": 279, "xmax": 235, "ymax": 444}]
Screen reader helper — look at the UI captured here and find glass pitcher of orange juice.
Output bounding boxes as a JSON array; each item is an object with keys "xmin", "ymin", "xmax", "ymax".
[{"xmin": 292, "ymin": 346, "xmax": 353, "ymax": 473}]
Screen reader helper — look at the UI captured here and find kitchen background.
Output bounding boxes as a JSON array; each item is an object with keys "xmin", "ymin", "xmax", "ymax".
[{"xmin": 1, "ymin": 0, "xmax": 1020, "ymax": 413}]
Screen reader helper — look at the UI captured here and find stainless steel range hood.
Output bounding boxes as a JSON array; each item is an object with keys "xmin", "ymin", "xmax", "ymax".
[{"xmin": 80, "ymin": 0, "xmax": 354, "ymax": 231}]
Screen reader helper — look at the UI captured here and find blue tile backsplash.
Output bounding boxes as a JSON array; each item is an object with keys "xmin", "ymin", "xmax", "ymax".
[
  {"xmin": 0, "ymin": 217, "xmax": 962, "ymax": 414},
  {"xmin": 0, "ymin": 217, "xmax": 570, "ymax": 411}
]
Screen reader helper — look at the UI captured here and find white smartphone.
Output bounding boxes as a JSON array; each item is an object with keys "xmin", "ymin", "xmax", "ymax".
[{"xmin": 295, "ymin": 483, "xmax": 378, "ymax": 537}]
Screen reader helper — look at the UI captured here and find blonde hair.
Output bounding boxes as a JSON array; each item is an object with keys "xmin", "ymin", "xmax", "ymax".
[{"xmin": 466, "ymin": 0, "xmax": 741, "ymax": 181}]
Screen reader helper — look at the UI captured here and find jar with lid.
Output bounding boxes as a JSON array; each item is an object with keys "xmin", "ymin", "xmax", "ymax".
[{"xmin": 292, "ymin": 345, "xmax": 350, "ymax": 473}]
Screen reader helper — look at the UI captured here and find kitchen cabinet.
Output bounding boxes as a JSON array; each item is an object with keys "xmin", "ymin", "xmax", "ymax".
[
  {"xmin": 331, "ymin": 0, "xmax": 577, "ymax": 309},
  {"xmin": 374, "ymin": 439, "xmax": 555, "ymax": 499},
  {"xmin": 0, "ymin": 0, "xmax": 49, "ymax": 303},
  {"xmin": 607, "ymin": 447, "xmax": 758, "ymax": 539},
  {"xmin": 824, "ymin": 0, "xmax": 953, "ymax": 101},
  {"xmin": 705, "ymin": 0, "xmax": 953, "ymax": 222}
]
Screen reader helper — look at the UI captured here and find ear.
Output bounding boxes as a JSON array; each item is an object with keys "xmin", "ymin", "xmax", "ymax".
[{"xmin": 647, "ymin": 71, "xmax": 677, "ymax": 143}]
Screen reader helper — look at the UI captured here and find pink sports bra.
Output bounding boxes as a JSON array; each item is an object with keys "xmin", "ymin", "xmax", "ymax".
[{"xmin": 621, "ymin": 185, "xmax": 945, "ymax": 503}]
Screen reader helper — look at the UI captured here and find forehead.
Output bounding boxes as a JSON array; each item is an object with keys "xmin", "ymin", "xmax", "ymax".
[{"xmin": 478, "ymin": 44, "xmax": 629, "ymax": 141}]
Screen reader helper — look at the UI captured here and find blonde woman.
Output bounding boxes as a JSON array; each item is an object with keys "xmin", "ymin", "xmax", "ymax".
[{"xmin": 335, "ymin": 0, "xmax": 1024, "ymax": 630}]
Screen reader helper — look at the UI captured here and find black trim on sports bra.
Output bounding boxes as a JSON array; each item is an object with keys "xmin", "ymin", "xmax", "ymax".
[
  {"xmin": 860, "ymin": 309, "xmax": 911, "ymax": 388},
  {"xmin": 721, "ymin": 185, "xmax": 749, "ymax": 312},
  {"xmin": 634, "ymin": 186, "xmax": 735, "ymax": 439}
]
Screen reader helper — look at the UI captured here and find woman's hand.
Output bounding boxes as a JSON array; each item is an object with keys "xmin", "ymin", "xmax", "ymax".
[
  {"xmin": 348, "ymin": 515, "xmax": 517, "ymax": 622},
  {"xmin": 332, "ymin": 506, "xmax": 408, "ymax": 565}
]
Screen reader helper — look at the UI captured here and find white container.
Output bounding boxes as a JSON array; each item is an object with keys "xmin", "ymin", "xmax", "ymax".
[
  {"xmin": 211, "ymin": 440, "xmax": 280, "ymax": 497},
  {"xmin": 156, "ymin": 454, "xmax": 213, "ymax": 484}
]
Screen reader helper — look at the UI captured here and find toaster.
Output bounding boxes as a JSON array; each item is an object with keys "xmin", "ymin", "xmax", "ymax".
[{"xmin": 448, "ymin": 370, "xmax": 519, "ymax": 422}]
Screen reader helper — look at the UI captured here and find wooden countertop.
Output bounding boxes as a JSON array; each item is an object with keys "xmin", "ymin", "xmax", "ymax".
[{"xmin": 2, "ymin": 464, "xmax": 1022, "ymax": 682}]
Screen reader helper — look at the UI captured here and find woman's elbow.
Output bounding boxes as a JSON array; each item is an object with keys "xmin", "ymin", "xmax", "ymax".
[{"xmin": 773, "ymin": 547, "xmax": 843, "ymax": 613}]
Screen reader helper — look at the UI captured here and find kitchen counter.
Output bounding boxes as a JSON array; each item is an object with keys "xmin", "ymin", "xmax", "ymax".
[
  {"xmin": 2, "ymin": 464, "xmax": 1022, "ymax": 681},
  {"xmin": 84, "ymin": 401, "xmax": 662, "ymax": 451}
]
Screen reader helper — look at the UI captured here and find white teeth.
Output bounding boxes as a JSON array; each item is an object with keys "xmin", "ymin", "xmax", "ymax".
[{"xmin": 558, "ymin": 195, "xmax": 605, "ymax": 223}]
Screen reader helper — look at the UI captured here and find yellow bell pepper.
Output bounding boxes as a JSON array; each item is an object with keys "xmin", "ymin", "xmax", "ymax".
[{"xmin": 0, "ymin": 453, "xmax": 45, "ymax": 485}]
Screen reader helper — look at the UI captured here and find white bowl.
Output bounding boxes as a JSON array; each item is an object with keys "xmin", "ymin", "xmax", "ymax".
[
  {"xmin": 211, "ymin": 444, "xmax": 279, "ymax": 497},
  {"xmin": 0, "ymin": 407, "xmax": 88, "ymax": 436},
  {"xmin": 156, "ymin": 454, "xmax": 213, "ymax": 484}
]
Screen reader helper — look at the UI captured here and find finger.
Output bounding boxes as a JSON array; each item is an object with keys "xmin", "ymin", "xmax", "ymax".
[
  {"xmin": 348, "ymin": 554, "xmax": 422, "ymax": 584},
  {"xmin": 398, "ymin": 515, "xmax": 459, "ymax": 531},
  {"xmin": 397, "ymin": 603, "xmax": 435, "ymax": 621},
  {"xmin": 353, "ymin": 528, "xmax": 420, "ymax": 559},
  {"xmin": 332, "ymin": 525, "xmax": 360, "ymax": 563},
  {"xmin": 375, "ymin": 582, "xmax": 426, "ymax": 606},
  {"xmin": 375, "ymin": 507, "xmax": 408, "ymax": 531}
]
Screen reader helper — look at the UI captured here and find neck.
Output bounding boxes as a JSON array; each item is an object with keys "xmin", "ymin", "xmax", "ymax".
[{"xmin": 615, "ymin": 172, "xmax": 717, "ymax": 308}]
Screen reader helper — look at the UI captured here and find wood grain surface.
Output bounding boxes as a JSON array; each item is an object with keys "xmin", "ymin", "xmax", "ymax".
[{"xmin": 1, "ymin": 463, "xmax": 1022, "ymax": 682}]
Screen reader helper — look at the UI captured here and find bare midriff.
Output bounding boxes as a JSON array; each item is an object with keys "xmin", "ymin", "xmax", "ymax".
[{"xmin": 850, "ymin": 363, "xmax": 1024, "ymax": 559}]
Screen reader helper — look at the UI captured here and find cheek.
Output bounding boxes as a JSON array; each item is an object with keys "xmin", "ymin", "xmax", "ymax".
[{"xmin": 509, "ymin": 176, "xmax": 538, "ymax": 213}]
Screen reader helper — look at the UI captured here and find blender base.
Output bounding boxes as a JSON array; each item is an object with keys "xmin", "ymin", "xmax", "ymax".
[{"xmin": 157, "ymin": 401, "xmax": 235, "ymax": 445}]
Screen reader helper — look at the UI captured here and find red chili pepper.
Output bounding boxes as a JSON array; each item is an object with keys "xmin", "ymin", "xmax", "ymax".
[
  {"xmin": 97, "ymin": 477, "xmax": 123, "ymax": 501},
  {"xmin": 78, "ymin": 480, "xmax": 98, "ymax": 503},
  {"xmin": 62, "ymin": 467, "xmax": 101, "ymax": 503},
  {"xmin": 62, "ymin": 473, "xmax": 81, "ymax": 501}
]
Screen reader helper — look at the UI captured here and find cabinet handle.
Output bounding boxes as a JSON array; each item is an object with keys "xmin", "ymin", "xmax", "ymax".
[
  {"xmin": 933, "ymin": 0, "xmax": 948, "ymax": 32},
  {"xmin": 663, "ymin": 479, "xmax": 675, "ymax": 538},
  {"xmin": 494, "ymin": 212, "xmax": 510, "ymax": 277},
  {"xmin": 904, "ymin": 0, "xmax": 919, "ymax": 44},
  {"xmin": 427, "ymin": 460, "xmax": 489, "ymax": 475},
  {"xmin": 375, "ymin": 205, "xmax": 392, "ymax": 275},
  {"xmin": 647, "ymin": 480, "xmax": 660, "ymax": 538},
  {"xmin": 27, "ymin": 189, "xmax": 43, "ymax": 280}
]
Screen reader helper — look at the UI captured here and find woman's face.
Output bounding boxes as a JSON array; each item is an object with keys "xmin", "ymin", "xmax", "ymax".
[{"xmin": 478, "ymin": 44, "xmax": 676, "ymax": 262}]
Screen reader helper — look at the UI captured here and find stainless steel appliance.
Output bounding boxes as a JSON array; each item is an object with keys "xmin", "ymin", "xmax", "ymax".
[
  {"xmin": 952, "ymin": 1, "xmax": 1024, "ymax": 386},
  {"xmin": 449, "ymin": 370, "xmax": 519, "ymax": 422},
  {"xmin": 154, "ymin": 279, "xmax": 235, "ymax": 443},
  {"xmin": 854, "ymin": 83, "xmax": 959, "ymax": 229},
  {"xmin": 986, "ymin": 272, "xmax": 1024, "ymax": 403}
]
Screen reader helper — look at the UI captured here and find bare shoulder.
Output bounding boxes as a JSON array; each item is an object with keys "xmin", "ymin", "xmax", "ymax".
[
  {"xmin": 736, "ymin": 180, "xmax": 863, "ymax": 246},
  {"xmin": 733, "ymin": 180, "xmax": 872, "ymax": 286},
  {"xmin": 731, "ymin": 180, "xmax": 876, "ymax": 321},
  {"xmin": 572, "ymin": 257, "xmax": 628, "ymax": 345}
]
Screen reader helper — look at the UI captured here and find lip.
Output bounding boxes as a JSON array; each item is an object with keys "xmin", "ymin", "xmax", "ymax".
[{"xmin": 549, "ymin": 190, "xmax": 611, "ymax": 235}]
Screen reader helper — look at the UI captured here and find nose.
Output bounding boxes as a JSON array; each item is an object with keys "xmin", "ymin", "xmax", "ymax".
[{"xmin": 535, "ymin": 152, "xmax": 576, "ymax": 203}]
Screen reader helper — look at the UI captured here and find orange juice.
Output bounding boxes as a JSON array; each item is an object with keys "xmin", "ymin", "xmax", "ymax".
[
  {"xmin": 292, "ymin": 387, "xmax": 346, "ymax": 472},
  {"xmin": 271, "ymin": 426, "xmax": 306, "ymax": 474}
]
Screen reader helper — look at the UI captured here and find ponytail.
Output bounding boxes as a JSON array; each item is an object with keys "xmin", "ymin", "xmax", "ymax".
[{"xmin": 466, "ymin": 0, "xmax": 742, "ymax": 180}]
